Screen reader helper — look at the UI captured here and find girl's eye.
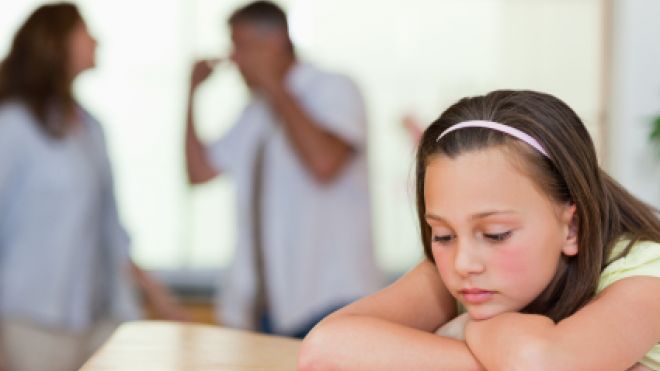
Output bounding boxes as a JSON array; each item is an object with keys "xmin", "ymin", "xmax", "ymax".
[
  {"xmin": 432, "ymin": 235, "xmax": 454, "ymax": 244},
  {"xmin": 484, "ymin": 231, "xmax": 512, "ymax": 242}
]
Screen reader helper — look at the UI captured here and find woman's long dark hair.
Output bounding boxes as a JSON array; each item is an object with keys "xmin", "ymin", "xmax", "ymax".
[
  {"xmin": 0, "ymin": 3, "xmax": 83, "ymax": 137},
  {"xmin": 416, "ymin": 90, "xmax": 660, "ymax": 322}
]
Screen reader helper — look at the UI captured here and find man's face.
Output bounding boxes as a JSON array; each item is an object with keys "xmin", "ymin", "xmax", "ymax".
[{"xmin": 229, "ymin": 22, "xmax": 282, "ymax": 87}]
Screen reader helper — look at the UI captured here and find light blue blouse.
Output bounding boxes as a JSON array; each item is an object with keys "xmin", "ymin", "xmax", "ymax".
[{"xmin": 0, "ymin": 101, "xmax": 141, "ymax": 331}]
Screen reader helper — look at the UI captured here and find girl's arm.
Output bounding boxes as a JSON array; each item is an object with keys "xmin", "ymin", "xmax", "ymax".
[
  {"xmin": 626, "ymin": 363, "xmax": 653, "ymax": 371},
  {"xmin": 298, "ymin": 261, "xmax": 485, "ymax": 371},
  {"xmin": 465, "ymin": 276, "xmax": 660, "ymax": 371}
]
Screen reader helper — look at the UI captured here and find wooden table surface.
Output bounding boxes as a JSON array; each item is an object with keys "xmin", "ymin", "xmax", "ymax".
[{"xmin": 79, "ymin": 321, "xmax": 301, "ymax": 371}]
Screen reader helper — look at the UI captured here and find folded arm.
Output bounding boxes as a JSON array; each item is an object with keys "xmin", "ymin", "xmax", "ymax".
[
  {"xmin": 465, "ymin": 276, "xmax": 660, "ymax": 371},
  {"xmin": 298, "ymin": 261, "xmax": 485, "ymax": 371}
]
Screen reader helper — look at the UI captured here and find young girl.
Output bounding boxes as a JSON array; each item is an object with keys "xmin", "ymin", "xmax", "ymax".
[{"xmin": 298, "ymin": 90, "xmax": 660, "ymax": 371}]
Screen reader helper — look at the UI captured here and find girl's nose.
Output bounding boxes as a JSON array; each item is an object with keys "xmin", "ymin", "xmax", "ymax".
[{"xmin": 453, "ymin": 240, "xmax": 485, "ymax": 277}]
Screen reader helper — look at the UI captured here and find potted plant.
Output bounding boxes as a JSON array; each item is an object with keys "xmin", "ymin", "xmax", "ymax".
[{"xmin": 653, "ymin": 114, "xmax": 660, "ymax": 156}]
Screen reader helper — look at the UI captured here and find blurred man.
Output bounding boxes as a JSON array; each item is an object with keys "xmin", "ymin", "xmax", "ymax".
[{"xmin": 185, "ymin": 1, "xmax": 382, "ymax": 337}]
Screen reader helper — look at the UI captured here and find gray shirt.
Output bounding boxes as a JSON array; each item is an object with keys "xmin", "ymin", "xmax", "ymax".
[
  {"xmin": 208, "ymin": 62, "xmax": 383, "ymax": 333},
  {"xmin": 0, "ymin": 101, "xmax": 141, "ymax": 331}
]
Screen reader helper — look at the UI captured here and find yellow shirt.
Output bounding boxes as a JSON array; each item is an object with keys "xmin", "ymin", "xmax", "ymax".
[{"xmin": 597, "ymin": 239, "xmax": 660, "ymax": 370}]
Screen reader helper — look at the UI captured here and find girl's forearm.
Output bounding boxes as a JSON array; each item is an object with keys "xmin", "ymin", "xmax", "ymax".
[
  {"xmin": 299, "ymin": 315, "xmax": 485, "ymax": 371},
  {"xmin": 465, "ymin": 312, "xmax": 556, "ymax": 371}
]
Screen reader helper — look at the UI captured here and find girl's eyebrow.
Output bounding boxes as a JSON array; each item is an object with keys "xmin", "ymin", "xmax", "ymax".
[
  {"xmin": 470, "ymin": 210, "xmax": 517, "ymax": 220},
  {"xmin": 425, "ymin": 210, "xmax": 517, "ymax": 222},
  {"xmin": 424, "ymin": 213, "xmax": 444, "ymax": 222}
]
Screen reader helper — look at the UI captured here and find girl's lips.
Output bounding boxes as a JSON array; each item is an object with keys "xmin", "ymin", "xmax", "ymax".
[{"xmin": 459, "ymin": 289, "xmax": 495, "ymax": 304}]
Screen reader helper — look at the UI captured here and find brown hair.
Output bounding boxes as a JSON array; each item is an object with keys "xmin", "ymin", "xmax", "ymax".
[
  {"xmin": 0, "ymin": 2, "xmax": 83, "ymax": 137},
  {"xmin": 416, "ymin": 90, "xmax": 660, "ymax": 322},
  {"xmin": 228, "ymin": 1, "xmax": 294, "ymax": 55}
]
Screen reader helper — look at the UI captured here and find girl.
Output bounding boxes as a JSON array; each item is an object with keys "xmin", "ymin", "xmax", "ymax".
[
  {"xmin": 0, "ymin": 4, "xmax": 189, "ymax": 371},
  {"xmin": 298, "ymin": 90, "xmax": 660, "ymax": 370}
]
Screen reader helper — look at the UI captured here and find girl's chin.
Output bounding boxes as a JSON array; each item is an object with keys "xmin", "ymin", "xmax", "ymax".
[
  {"xmin": 465, "ymin": 307, "xmax": 509, "ymax": 321},
  {"xmin": 467, "ymin": 312, "xmax": 495, "ymax": 321}
]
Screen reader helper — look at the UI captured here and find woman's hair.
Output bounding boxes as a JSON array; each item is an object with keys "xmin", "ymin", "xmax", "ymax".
[
  {"xmin": 416, "ymin": 90, "xmax": 660, "ymax": 322},
  {"xmin": 0, "ymin": 2, "xmax": 83, "ymax": 137}
]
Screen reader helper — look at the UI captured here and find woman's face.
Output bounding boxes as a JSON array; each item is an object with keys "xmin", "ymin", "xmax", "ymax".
[
  {"xmin": 424, "ymin": 146, "xmax": 578, "ymax": 320},
  {"xmin": 67, "ymin": 21, "xmax": 97, "ymax": 78}
]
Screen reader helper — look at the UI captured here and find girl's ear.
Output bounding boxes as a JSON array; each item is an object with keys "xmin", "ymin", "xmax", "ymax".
[{"xmin": 561, "ymin": 203, "xmax": 579, "ymax": 256}]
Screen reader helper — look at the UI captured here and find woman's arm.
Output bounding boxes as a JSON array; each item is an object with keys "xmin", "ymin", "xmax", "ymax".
[
  {"xmin": 129, "ymin": 262, "xmax": 192, "ymax": 322},
  {"xmin": 298, "ymin": 261, "xmax": 485, "ymax": 371},
  {"xmin": 465, "ymin": 276, "xmax": 660, "ymax": 371}
]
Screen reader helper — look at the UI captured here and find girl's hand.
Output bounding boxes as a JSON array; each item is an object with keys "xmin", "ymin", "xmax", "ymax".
[{"xmin": 435, "ymin": 312, "xmax": 471, "ymax": 340}]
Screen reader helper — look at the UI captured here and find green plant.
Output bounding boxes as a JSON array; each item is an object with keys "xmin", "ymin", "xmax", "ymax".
[
  {"xmin": 652, "ymin": 115, "xmax": 660, "ymax": 141},
  {"xmin": 652, "ymin": 115, "xmax": 660, "ymax": 156}
]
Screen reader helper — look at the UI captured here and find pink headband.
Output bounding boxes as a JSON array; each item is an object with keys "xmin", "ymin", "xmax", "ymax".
[{"xmin": 436, "ymin": 120, "xmax": 550, "ymax": 158}]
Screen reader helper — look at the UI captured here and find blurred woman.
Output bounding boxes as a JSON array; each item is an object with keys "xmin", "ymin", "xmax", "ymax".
[{"xmin": 0, "ymin": 3, "xmax": 189, "ymax": 371}]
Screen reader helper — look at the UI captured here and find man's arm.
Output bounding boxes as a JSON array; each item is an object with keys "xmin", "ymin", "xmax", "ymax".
[
  {"xmin": 185, "ymin": 60, "xmax": 221, "ymax": 185},
  {"xmin": 298, "ymin": 261, "xmax": 485, "ymax": 371},
  {"xmin": 240, "ymin": 47, "xmax": 356, "ymax": 184},
  {"xmin": 263, "ymin": 81, "xmax": 354, "ymax": 184}
]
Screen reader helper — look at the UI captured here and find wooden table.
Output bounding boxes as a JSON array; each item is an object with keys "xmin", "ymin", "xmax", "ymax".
[{"xmin": 80, "ymin": 321, "xmax": 301, "ymax": 370}]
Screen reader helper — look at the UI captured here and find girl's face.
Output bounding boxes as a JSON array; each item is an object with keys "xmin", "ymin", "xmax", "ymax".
[
  {"xmin": 67, "ymin": 21, "xmax": 97, "ymax": 79},
  {"xmin": 424, "ymin": 146, "xmax": 577, "ymax": 320}
]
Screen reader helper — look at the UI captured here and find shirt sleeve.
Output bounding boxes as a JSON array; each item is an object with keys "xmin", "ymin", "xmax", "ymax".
[
  {"xmin": 305, "ymin": 74, "xmax": 367, "ymax": 149},
  {"xmin": 206, "ymin": 108, "xmax": 253, "ymax": 174},
  {"xmin": 82, "ymin": 114, "xmax": 132, "ymax": 259},
  {"xmin": 100, "ymin": 139, "xmax": 132, "ymax": 258},
  {"xmin": 86, "ymin": 116, "xmax": 142, "ymax": 321},
  {"xmin": 101, "ymin": 173, "xmax": 132, "ymax": 260},
  {"xmin": 0, "ymin": 107, "xmax": 26, "ymax": 244},
  {"xmin": 0, "ymin": 116, "xmax": 16, "ymax": 203},
  {"xmin": 598, "ymin": 241, "xmax": 660, "ymax": 370},
  {"xmin": 597, "ymin": 240, "xmax": 660, "ymax": 293}
]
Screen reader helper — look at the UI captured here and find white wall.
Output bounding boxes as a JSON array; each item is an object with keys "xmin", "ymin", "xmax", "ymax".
[
  {"xmin": 607, "ymin": 0, "xmax": 660, "ymax": 208},
  {"xmin": 0, "ymin": 0, "xmax": 607, "ymax": 271}
]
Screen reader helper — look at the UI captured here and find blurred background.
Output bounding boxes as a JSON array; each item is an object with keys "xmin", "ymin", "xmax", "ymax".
[{"xmin": 1, "ymin": 0, "xmax": 658, "ymax": 320}]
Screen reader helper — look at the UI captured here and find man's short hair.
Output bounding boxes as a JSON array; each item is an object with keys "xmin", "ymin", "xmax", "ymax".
[{"xmin": 228, "ymin": 1, "xmax": 288, "ymax": 33}]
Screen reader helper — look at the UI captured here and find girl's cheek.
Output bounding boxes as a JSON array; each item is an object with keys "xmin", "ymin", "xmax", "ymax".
[
  {"xmin": 433, "ymin": 248, "xmax": 456, "ymax": 282},
  {"xmin": 491, "ymin": 244, "xmax": 531, "ymax": 280},
  {"xmin": 432, "ymin": 246, "xmax": 449, "ymax": 269}
]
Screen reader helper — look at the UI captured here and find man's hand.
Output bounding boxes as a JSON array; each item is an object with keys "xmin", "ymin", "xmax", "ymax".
[
  {"xmin": 401, "ymin": 113, "xmax": 424, "ymax": 145},
  {"xmin": 238, "ymin": 47, "xmax": 285, "ymax": 94},
  {"xmin": 189, "ymin": 59, "xmax": 221, "ymax": 94}
]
